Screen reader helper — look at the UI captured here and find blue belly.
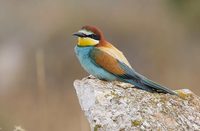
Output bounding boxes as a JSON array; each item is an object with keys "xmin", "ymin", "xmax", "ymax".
[{"xmin": 75, "ymin": 46, "xmax": 117, "ymax": 81}]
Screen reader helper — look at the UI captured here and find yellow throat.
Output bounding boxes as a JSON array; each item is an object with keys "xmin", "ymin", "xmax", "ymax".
[{"xmin": 78, "ymin": 37, "xmax": 99, "ymax": 46}]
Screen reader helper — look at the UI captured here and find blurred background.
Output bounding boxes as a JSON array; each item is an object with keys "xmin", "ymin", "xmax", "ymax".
[{"xmin": 0, "ymin": 0, "xmax": 200, "ymax": 130}]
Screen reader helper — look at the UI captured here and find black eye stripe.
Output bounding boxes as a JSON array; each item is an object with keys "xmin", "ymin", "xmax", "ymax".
[{"xmin": 86, "ymin": 34, "xmax": 100, "ymax": 40}]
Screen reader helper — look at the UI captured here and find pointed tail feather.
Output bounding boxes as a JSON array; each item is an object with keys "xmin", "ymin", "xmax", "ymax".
[{"xmin": 140, "ymin": 77, "xmax": 178, "ymax": 95}]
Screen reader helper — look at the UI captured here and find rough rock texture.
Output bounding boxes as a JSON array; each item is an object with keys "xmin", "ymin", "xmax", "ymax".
[{"xmin": 74, "ymin": 76, "xmax": 200, "ymax": 131}]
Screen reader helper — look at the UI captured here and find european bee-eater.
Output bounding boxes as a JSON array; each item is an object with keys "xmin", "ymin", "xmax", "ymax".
[{"xmin": 73, "ymin": 25, "xmax": 177, "ymax": 95}]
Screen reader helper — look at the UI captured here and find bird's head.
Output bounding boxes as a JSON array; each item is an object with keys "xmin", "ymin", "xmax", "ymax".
[{"xmin": 73, "ymin": 25, "xmax": 104, "ymax": 47}]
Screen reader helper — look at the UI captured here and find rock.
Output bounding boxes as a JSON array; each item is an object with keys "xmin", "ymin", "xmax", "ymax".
[{"xmin": 74, "ymin": 76, "xmax": 200, "ymax": 131}]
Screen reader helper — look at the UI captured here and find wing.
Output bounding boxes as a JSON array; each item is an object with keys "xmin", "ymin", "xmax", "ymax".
[
  {"xmin": 90, "ymin": 47, "xmax": 141, "ymax": 82},
  {"xmin": 96, "ymin": 43, "xmax": 133, "ymax": 69},
  {"xmin": 90, "ymin": 47, "xmax": 151, "ymax": 90},
  {"xmin": 90, "ymin": 47, "xmax": 128, "ymax": 76},
  {"xmin": 90, "ymin": 47, "xmax": 177, "ymax": 95}
]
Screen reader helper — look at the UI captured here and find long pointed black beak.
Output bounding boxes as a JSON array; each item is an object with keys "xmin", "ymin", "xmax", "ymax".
[{"xmin": 73, "ymin": 32, "xmax": 86, "ymax": 37}]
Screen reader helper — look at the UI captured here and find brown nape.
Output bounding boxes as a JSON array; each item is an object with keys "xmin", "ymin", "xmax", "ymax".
[
  {"xmin": 96, "ymin": 41, "xmax": 113, "ymax": 47},
  {"xmin": 81, "ymin": 25, "xmax": 105, "ymax": 41}
]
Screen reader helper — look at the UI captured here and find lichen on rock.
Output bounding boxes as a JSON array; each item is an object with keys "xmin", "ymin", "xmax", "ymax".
[{"xmin": 74, "ymin": 76, "xmax": 200, "ymax": 131}]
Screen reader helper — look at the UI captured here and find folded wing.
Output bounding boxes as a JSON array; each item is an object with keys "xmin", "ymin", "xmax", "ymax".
[{"xmin": 90, "ymin": 47, "xmax": 177, "ymax": 95}]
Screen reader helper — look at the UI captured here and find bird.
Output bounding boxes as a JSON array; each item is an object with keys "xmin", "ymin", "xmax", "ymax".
[{"xmin": 73, "ymin": 25, "xmax": 177, "ymax": 95}]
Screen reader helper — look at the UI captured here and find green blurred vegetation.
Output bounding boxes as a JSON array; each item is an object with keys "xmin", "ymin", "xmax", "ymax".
[
  {"xmin": 0, "ymin": 0, "xmax": 199, "ymax": 131},
  {"xmin": 167, "ymin": 0, "xmax": 200, "ymax": 33}
]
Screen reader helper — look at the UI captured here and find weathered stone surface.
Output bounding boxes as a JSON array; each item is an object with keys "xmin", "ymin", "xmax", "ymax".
[{"xmin": 74, "ymin": 76, "xmax": 200, "ymax": 131}]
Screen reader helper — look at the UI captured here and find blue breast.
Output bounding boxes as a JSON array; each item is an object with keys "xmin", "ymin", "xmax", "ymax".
[{"xmin": 74, "ymin": 45, "xmax": 117, "ymax": 81}]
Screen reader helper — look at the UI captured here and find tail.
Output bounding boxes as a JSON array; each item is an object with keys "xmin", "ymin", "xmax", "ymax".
[
  {"xmin": 140, "ymin": 77, "xmax": 178, "ymax": 95},
  {"xmin": 124, "ymin": 74, "xmax": 178, "ymax": 96},
  {"xmin": 116, "ymin": 62, "xmax": 177, "ymax": 95}
]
